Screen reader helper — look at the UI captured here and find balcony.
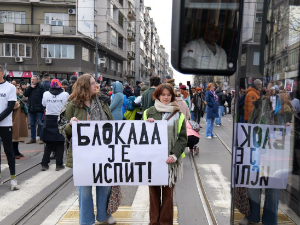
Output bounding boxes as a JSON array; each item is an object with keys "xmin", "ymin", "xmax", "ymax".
[
  {"xmin": 51, "ymin": 26, "xmax": 76, "ymax": 35},
  {"xmin": 127, "ymin": 30, "xmax": 136, "ymax": 42},
  {"xmin": 16, "ymin": 24, "xmax": 40, "ymax": 34},
  {"xmin": 127, "ymin": 51, "xmax": 135, "ymax": 60},
  {"xmin": 40, "ymin": 0, "xmax": 75, "ymax": 2},
  {"xmin": 128, "ymin": 9, "xmax": 136, "ymax": 21},
  {"xmin": 125, "ymin": 70, "xmax": 135, "ymax": 78}
]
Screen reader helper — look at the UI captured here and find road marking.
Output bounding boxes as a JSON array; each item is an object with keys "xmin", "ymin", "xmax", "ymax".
[
  {"xmin": 58, "ymin": 185, "xmax": 178, "ymax": 224},
  {"xmin": 197, "ymin": 164, "xmax": 231, "ymax": 220},
  {"xmin": 1, "ymin": 164, "xmax": 8, "ymax": 171},
  {"xmin": 0, "ymin": 164, "xmax": 70, "ymax": 222}
]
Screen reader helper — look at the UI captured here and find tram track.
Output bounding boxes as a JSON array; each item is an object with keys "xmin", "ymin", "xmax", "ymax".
[
  {"xmin": 190, "ymin": 122, "xmax": 234, "ymax": 225},
  {"xmin": 12, "ymin": 172, "xmax": 73, "ymax": 225},
  {"xmin": 0, "ymin": 157, "xmax": 73, "ymax": 225}
]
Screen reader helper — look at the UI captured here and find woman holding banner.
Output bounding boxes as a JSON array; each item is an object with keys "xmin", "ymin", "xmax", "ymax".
[
  {"xmin": 143, "ymin": 83, "xmax": 187, "ymax": 225},
  {"xmin": 58, "ymin": 74, "xmax": 117, "ymax": 225}
]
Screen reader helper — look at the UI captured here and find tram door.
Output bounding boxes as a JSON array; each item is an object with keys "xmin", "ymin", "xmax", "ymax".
[{"xmin": 171, "ymin": 0, "xmax": 300, "ymax": 224}]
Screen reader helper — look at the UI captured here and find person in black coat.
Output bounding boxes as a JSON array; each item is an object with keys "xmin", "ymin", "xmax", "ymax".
[
  {"xmin": 41, "ymin": 74, "xmax": 51, "ymax": 91},
  {"xmin": 123, "ymin": 83, "xmax": 133, "ymax": 98},
  {"xmin": 227, "ymin": 93, "xmax": 232, "ymax": 114},
  {"xmin": 134, "ymin": 81, "xmax": 142, "ymax": 97},
  {"xmin": 215, "ymin": 86, "xmax": 225, "ymax": 125},
  {"xmin": 66, "ymin": 75, "xmax": 77, "ymax": 95},
  {"xmin": 23, "ymin": 75, "xmax": 45, "ymax": 144}
]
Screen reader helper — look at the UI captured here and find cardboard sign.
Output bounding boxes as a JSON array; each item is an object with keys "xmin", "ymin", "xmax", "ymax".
[
  {"xmin": 233, "ymin": 123, "xmax": 291, "ymax": 189},
  {"xmin": 72, "ymin": 120, "xmax": 169, "ymax": 186}
]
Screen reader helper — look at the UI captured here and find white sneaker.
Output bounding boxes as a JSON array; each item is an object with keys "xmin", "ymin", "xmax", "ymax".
[
  {"xmin": 11, "ymin": 179, "xmax": 20, "ymax": 191},
  {"xmin": 239, "ymin": 217, "xmax": 250, "ymax": 225},
  {"xmin": 205, "ymin": 136, "xmax": 212, "ymax": 139},
  {"xmin": 106, "ymin": 215, "xmax": 117, "ymax": 224}
]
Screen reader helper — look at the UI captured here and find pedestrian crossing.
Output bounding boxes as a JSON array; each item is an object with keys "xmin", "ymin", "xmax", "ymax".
[{"xmin": 0, "ymin": 164, "xmax": 178, "ymax": 224}]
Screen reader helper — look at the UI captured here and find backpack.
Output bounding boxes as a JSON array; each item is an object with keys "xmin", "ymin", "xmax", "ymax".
[
  {"xmin": 126, "ymin": 96, "xmax": 136, "ymax": 111},
  {"xmin": 188, "ymin": 120, "xmax": 201, "ymax": 132}
]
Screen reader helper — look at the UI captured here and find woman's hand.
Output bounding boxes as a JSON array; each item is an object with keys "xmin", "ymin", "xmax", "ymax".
[
  {"xmin": 146, "ymin": 118, "xmax": 155, "ymax": 123},
  {"xmin": 70, "ymin": 117, "xmax": 79, "ymax": 126},
  {"xmin": 166, "ymin": 155, "xmax": 177, "ymax": 164}
]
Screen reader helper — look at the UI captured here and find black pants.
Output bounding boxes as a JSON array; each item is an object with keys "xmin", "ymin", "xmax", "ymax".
[
  {"xmin": 195, "ymin": 110, "xmax": 202, "ymax": 124},
  {"xmin": 41, "ymin": 141, "xmax": 64, "ymax": 166},
  {"xmin": 187, "ymin": 135, "xmax": 199, "ymax": 149},
  {"xmin": 13, "ymin": 142, "xmax": 21, "ymax": 156},
  {"xmin": 0, "ymin": 127, "xmax": 15, "ymax": 175}
]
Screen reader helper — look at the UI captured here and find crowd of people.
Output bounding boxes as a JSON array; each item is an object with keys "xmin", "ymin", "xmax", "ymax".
[{"xmin": 1, "ymin": 63, "xmax": 300, "ymax": 225}]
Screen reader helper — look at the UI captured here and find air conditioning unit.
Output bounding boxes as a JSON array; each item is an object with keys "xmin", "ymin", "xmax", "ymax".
[
  {"xmin": 45, "ymin": 58, "xmax": 52, "ymax": 64},
  {"xmin": 15, "ymin": 57, "xmax": 23, "ymax": 63},
  {"xmin": 68, "ymin": 9, "xmax": 76, "ymax": 15},
  {"xmin": 255, "ymin": 17, "xmax": 262, "ymax": 23}
]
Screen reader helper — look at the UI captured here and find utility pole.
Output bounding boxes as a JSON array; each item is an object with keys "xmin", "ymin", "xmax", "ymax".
[{"xmin": 95, "ymin": 36, "xmax": 98, "ymax": 81}]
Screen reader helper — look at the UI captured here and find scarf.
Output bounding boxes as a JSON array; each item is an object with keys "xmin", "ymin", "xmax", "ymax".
[
  {"xmin": 210, "ymin": 90, "xmax": 218, "ymax": 102},
  {"xmin": 154, "ymin": 99, "xmax": 180, "ymax": 113},
  {"xmin": 58, "ymin": 97, "xmax": 108, "ymax": 154}
]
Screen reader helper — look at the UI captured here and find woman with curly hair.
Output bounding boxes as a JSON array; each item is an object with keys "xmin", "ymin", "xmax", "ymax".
[{"xmin": 58, "ymin": 74, "xmax": 117, "ymax": 225}]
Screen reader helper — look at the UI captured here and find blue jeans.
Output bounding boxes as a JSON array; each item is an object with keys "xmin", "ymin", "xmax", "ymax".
[
  {"xmin": 206, "ymin": 118, "xmax": 215, "ymax": 137},
  {"xmin": 191, "ymin": 111, "xmax": 195, "ymax": 120},
  {"xmin": 78, "ymin": 186, "xmax": 111, "ymax": 225},
  {"xmin": 246, "ymin": 188, "xmax": 279, "ymax": 225},
  {"xmin": 215, "ymin": 106, "xmax": 223, "ymax": 125},
  {"xmin": 29, "ymin": 112, "xmax": 43, "ymax": 139}
]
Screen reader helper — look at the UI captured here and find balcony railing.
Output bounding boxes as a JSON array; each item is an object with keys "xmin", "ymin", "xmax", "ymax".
[
  {"xmin": 127, "ymin": 30, "xmax": 136, "ymax": 42},
  {"xmin": 127, "ymin": 51, "xmax": 135, "ymax": 60},
  {"xmin": 40, "ymin": 0, "xmax": 75, "ymax": 2},
  {"xmin": 15, "ymin": 24, "xmax": 39, "ymax": 34},
  {"xmin": 51, "ymin": 26, "xmax": 76, "ymax": 35},
  {"xmin": 126, "ymin": 70, "xmax": 135, "ymax": 78},
  {"xmin": 128, "ymin": 9, "xmax": 136, "ymax": 21}
]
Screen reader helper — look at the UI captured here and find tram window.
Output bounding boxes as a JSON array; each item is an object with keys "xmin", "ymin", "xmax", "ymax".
[{"xmin": 171, "ymin": 0, "xmax": 243, "ymax": 75}]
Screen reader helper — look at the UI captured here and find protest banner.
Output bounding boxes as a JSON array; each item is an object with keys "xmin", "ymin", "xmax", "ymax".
[
  {"xmin": 72, "ymin": 120, "xmax": 169, "ymax": 186},
  {"xmin": 233, "ymin": 123, "xmax": 291, "ymax": 189}
]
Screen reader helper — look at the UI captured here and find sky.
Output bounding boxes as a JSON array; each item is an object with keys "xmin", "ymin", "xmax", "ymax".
[{"xmin": 144, "ymin": 0, "xmax": 194, "ymax": 86}]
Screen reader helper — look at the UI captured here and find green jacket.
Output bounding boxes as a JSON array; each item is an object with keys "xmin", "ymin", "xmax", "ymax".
[
  {"xmin": 63, "ymin": 98, "xmax": 113, "ymax": 168},
  {"xmin": 142, "ymin": 87, "xmax": 156, "ymax": 111},
  {"xmin": 143, "ymin": 106, "xmax": 187, "ymax": 158}
]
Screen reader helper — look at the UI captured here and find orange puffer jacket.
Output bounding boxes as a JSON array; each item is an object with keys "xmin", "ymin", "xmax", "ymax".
[{"xmin": 244, "ymin": 86, "xmax": 260, "ymax": 121}]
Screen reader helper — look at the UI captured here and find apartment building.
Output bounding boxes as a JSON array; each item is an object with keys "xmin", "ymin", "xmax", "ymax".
[
  {"xmin": 0, "ymin": 0, "xmax": 172, "ymax": 85},
  {"xmin": 134, "ymin": 0, "xmax": 173, "ymax": 83}
]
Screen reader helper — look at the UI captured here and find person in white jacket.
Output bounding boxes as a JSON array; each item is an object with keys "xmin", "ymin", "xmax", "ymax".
[
  {"xmin": 40, "ymin": 79, "xmax": 69, "ymax": 171},
  {"xmin": 181, "ymin": 25, "xmax": 227, "ymax": 70}
]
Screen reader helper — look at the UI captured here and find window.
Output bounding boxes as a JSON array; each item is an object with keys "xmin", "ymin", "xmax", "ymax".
[
  {"xmin": 118, "ymin": 12, "xmax": 124, "ymax": 29},
  {"xmin": 111, "ymin": 60, "xmax": 116, "ymax": 71},
  {"xmin": 0, "ymin": 11, "xmax": 25, "ymax": 24},
  {"xmin": 118, "ymin": 63, "xmax": 122, "ymax": 73},
  {"xmin": 0, "ymin": 43, "xmax": 31, "ymax": 57},
  {"xmin": 118, "ymin": 36, "xmax": 123, "ymax": 50},
  {"xmin": 41, "ymin": 44, "xmax": 74, "ymax": 59},
  {"xmin": 82, "ymin": 47, "xmax": 93, "ymax": 62},
  {"xmin": 110, "ymin": 1, "xmax": 114, "ymax": 19},
  {"xmin": 44, "ymin": 13, "xmax": 69, "ymax": 26},
  {"xmin": 111, "ymin": 29, "xmax": 117, "ymax": 46}
]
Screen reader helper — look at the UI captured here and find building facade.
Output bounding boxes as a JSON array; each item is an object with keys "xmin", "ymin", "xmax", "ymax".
[{"xmin": 0, "ymin": 0, "xmax": 172, "ymax": 85}]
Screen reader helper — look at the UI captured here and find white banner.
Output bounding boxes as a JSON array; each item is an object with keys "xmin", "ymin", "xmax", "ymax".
[
  {"xmin": 77, "ymin": 0, "xmax": 94, "ymax": 38},
  {"xmin": 233, "ymin": 123, "xmax": 291, "ymax": 189},
  {"xmin": 72, "ymin": 120, "xmax": 169, "ymax": 186}
]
